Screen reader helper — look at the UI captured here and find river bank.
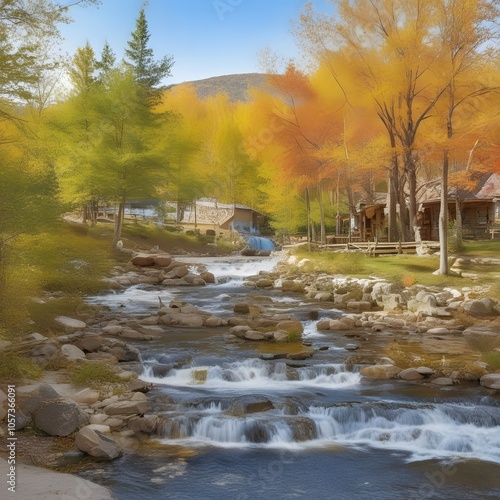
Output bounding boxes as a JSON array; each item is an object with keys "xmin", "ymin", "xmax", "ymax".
[{"xmin": 1, "ymin": 250, "xmax": 499, "ymax": 498}]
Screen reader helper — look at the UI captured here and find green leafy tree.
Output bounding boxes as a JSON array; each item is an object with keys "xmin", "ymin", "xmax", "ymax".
[
  {"xmin": 96, "ymin": 40, "xmax": 116, "ymax": 82},
  {"xmin": 124, "ymin": 7, "xmax": 174, "ymax": 102}
]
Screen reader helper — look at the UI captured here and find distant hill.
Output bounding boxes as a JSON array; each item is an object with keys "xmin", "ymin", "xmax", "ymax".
[{"xmin": 166, "ymin": 73, "xmax": 268, "ymax": 102}]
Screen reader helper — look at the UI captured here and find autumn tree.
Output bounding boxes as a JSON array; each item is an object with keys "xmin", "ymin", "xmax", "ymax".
[
  {"xmin": 433, "ymin": 0, "xmax": 500, "ymax": 274},
  {"xmin": 294, "ymin": 1, "xmax": 449, "ymax": 241}
]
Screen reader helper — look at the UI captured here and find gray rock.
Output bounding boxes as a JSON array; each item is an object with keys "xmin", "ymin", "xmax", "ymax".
[
  {"xmin": 61, "ymin": 343, "xmax": 86, "ymax": 361},
  {"xmin": 102, "ymin": 325, "xmax": 123, "ymax": 335},
  {"xmin": 480, "ymin": 373, "xmax": 500, "ymax": 390},
  {"xmin": 104, "ymin": 399, "xmax": 149, "ymax": 416},
  {"xmin": 55, "ymin": 316, "xmax": 87, "ymax": 333},
  {"xmin": 226, "ymin": 396, "xmax": 274, "ymax": 416},
  {"xmin": 153, "ymin": 254, "xmax": 172, "ymax": 267},
  {"xmin": 273, "ymin": 331, "xmax": 289, "ymax": 342},
  {"xmin": 286, "ymin": 350, "xmax": 314, "ymax": 360},
  {"xmin": 360, "ymin": 365, "xmax": 402, "ymax": 379},
  {"xmin": 205, "ymin": 316, "xmax": 224, "ymax": 327},
  {"xmin": 398, "ymin": 368, "xmax": 425, "ymax": 381},
  {"xmin": 427, "ymin": 327, "xmax": 450, "ymax": 335},
  {"xmin": 234, "ymin": 302, "xmax": 250, "ymax": 314},
  {"xmin": 127, "ymin": 415, "xmax": 159, "ymax": 434},
  {"xmin": 431, "ymin": 377, "xmax": 454, "ymax": 386},
  {"xmin": 74, "ymin": 335, "xmax": 102, "ymax": 352},
  {"xmin": 316, "ymin": 319, "xmax": 332, "ymax": 331},
  {"xmin": 33, "ymin": 400, "xmax": 89, "ymax": 436},
  {"xmin": 199, "ymin": 271, "xmax": 215, "ymax": 283},
  {"xmin": 30, "ymin": 342, "xmax": 59, "ymax": 366},
  {"xmin": 73, "ymin": 388, "xmax": 100, "ymax": 405},
  {"xmin": 416, "ymin": 366, "xmax": 435, "ymax": 376},
  {"xmin": 75, "ymin": 426, "xmax": 122, "ymax": 460},
  {"xmin": 256, "ymin": 278, "xmax": 274, "ymax": 288},
  {"xmin": 281, "ymin": 280, "xmax": 305, "ymax": 293},
  {"xmin": 244, "ymin": 330, "xmax": 266, "ymax": 341},
  {"xmin": 345, "ymin": 343, "xmax": 359, "ymax": 351},
  {"xmin": 462, "ymin": 298, "xmax": 496, "ymax": 316},
  {"xmin": 131, "ymin": 254, "xmax": 155, "ymax": 267}
]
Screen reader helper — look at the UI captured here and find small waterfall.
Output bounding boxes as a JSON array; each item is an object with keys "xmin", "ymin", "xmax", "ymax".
[
  {"xmin": 247, "ymin": 236, "xmax": 275, "ymax": 252},
  {"xmin": 154, "ymin": 401, "xmax": 500, "ymax": 463},
  {"xmin": 141, "ymin": 359, "xmax": 361, "ymax": 390}
]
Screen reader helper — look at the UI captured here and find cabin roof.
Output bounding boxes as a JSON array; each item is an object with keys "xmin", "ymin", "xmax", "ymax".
[{"xmin": 417, "ymin": 173, "xmax": 500, "ymax": 204}]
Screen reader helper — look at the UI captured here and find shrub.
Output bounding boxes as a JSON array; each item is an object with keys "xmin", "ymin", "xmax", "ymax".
[
  {"xmin": 0, "ymin": 353, "xmax": 43, "ymax": 381},
  {"xmin": 287, "ymin": 329, "xmax": 302, "ymax": 343},
  {"xmin": 483, "ymin": 351, "xmax": 500, "ymax": 371},
  {"xmin": 70, "ymin": 362, "xmax": 122, "ymax": 388}
]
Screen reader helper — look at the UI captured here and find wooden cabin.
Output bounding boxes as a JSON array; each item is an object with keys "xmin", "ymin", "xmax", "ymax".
[
  {"xmin": 417, "ymin": 173, "xmax": 500, "ymax": 240},
  {"xmin": 355, "ymin": 193, "xmax": 388, "ymax": 241},
  {"xmin": 172, "ymin": 199, "xmax": 262, "ymax": 235}
]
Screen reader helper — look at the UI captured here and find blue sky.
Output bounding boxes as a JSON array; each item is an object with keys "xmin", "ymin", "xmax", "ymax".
[{"xmin": 59, "ymin": 0, "xmax": 332, "ymax": 84}]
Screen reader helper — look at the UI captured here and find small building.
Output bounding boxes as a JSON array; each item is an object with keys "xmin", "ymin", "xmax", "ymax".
[
  {"xmin": 417, "ymin": 173, "xmax": 500, "ymax": 240},
  {"xmin": 355, "ymin": 192, "xmax": 388, "ymax": 241},
  {"xmin": 172, "ymin": 199, "xmax": 262, "ymax": 234}
]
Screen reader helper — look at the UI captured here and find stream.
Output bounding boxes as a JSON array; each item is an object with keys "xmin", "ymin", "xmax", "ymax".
[{"xmin": 80, "ymin": 256, "xmax": 500, "ymax": 500}]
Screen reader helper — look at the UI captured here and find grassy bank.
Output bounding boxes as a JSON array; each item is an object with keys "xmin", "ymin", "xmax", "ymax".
[
  {"xmin": 290, "ymin": 242, "xmax": 500, "ymax": 299},
  {"xmin": 0, "ymin": 219, "xmax": 239, "ymax": 339}
]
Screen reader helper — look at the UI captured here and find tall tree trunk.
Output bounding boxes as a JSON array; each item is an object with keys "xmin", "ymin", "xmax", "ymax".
[
  {"xmin": 438, "ymin": 150, "xmax": 449, "ymax": 275},
  {"xmin": 388, "ymin": 151, "xmax": 399, "ymax": 242},
  {"xmin": 335, "ymin": 174, "xmax": 341, "ymax": 236},
  {"xmin": 317, "ymin": 182, "xmax": 326, "ymax": 244},
  {"xmin": 113, "ymin": 200, "xmax": 125, "ymax": 248},
  {"xmin": 407, "ymin": 154, "xmax": 417, "ymax": 241},
  {"xmin": 398, "ymin": 175, "xmax": 408, "ymax": 242},
  {"xmin": 305, "ymin": 187, "xmax": 311, "ymax": 251},
  {"xmin": 455, "ymin": 198, "xmax": 463, "ymax": 245}
]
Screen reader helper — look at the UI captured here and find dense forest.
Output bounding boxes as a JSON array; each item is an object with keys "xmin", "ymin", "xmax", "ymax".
[{"xmin": 1, "ymin": 0, "xmax": 499, "ymax": 330}]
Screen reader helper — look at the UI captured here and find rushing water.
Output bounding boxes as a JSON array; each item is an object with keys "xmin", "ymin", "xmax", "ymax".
[{"xmin": 81, "ymin": 256, "xmax": 500, "ymax": 500}]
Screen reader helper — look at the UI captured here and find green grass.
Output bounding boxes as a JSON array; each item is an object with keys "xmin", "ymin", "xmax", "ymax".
[
  {"xmin": 121, "ymin": 221, "xmax": 237, "ymax": 255},
  {"xmin": 0, "ymin": 221, "xmax": 117, "ymax": 336},
  {"xmin": 69, "ymin": 361, "xmax": 123, "ymax": 388},
  {"xmin": 291, "ymin": 247, "xmax": 500, "ymax": 298},
  {"xmin": 461, "ymin": 240, "xmax": 500, "ymax": 257},
  {"xmin": 483, "ymin": 351, "xmax": 500, "ymax": 371},
  {"xmin": 0, "ymin": 353, "xmax": 43, "ymax": 381}
]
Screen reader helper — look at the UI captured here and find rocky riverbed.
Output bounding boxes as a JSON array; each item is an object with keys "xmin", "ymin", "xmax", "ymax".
[{"xmin": 1, "ymin": 250, "xmax": 499, "ymax": 498}]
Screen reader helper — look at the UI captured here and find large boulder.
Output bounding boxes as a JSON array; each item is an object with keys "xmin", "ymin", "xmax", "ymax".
[
  {"xmin": 30, "ymin": 341, "xmax": 59, "ymax": 367},
  {"xmin": 33, "ymin": 400, "xmax": 89, "ymax": 436},
  {"xmin": 398, "ymin": 368, "xmax": 424, "ymax": 381},
  {"xmin": 360, "ymin": 365, "xmax": 402, "ymax": 380},
  {"xmin": 462, "ymin": 298, "xmax": 497, "ymax": 316},
  {"xmin": 234, "ymin": 302, "xmax": 250, "ymax": 314},
  {"xmin": 153, "ymin": 254, "xmax": 172, "ymax": 267},
  {"xmin": 75, "ymin": 426, "xmax": 122, "ymax": 460},
  {"xmin": 226, "ymin": 396, "xmax": 274, "ymax": 416},
  {"xmin": 104, "ymin": 396, "xmax": 149, "ymax": 416},
  {"xmin": 131, "ymin": 254, "xmax": 155, "ymax": 267},
  {"xmin": 73, "ymin": 335, "xmax": 102, "ymax": 352},
  {"xmin": 199, "ymin": 271, "xmax": 215, "ymax": 283},
  {"xmin": 61, "ymin": 344, "xmax": 86, "ymax": 361},
  {"xmin": 55, "ymin": 316, "xmax": 87, "ymax": 333},
  {"xmin": 480, "ymin": 374, "xmax": 500, "ymax": 390},
  {"xmin": 281, "ymin": 280, "xmax": 305, "ymax": 293}
]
